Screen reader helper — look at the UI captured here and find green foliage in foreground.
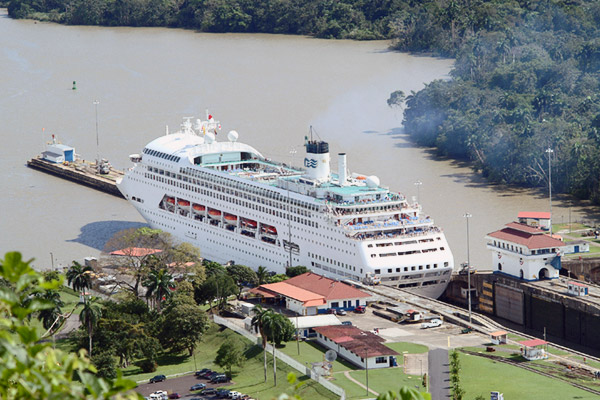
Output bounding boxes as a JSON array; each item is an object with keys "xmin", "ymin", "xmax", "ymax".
[{"xmin": 0, "ymin": 251, "xmax": 140, "ymax": 400}]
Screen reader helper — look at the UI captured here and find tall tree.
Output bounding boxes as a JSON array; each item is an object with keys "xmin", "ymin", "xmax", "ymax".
[
  {"xmin": 251, "ymin": 305, "xmax": 273, "ymax": 383},
  {"xmin": 256, "ymin": 266, "xmax": 269, "ymax": 285},
  {"xmin": 36, "ymin": 289, "xmax": 64, "ymax": 332},
  {"xmin": 142, "ymin": 268, "xmax": 174, "ymax": 312},
  {"xmin": 66, "ymin": 261, "xmax": 93, "ymax": 294},
  {"xmin": 263, "ymin": 312, "xmax": 295, "ymax": 386},
  {"xmin": 214, "ymin": 338, "xmax": 245, "ymax": 377},
  {"xmin": 160, "ymin": 298, "xmax": 209, "ymax": 356},
  {"xmin": 226, "ymin": 264, "xmax": 258, "ymax": 298},
  {"xmin": 79, "ymin": 296, "xmax": 102, "ymax": 356}
]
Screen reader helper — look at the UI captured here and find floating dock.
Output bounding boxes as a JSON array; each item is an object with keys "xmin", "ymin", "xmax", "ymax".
[{"xmin": 27, "ymin": 156, "xmax": 125, "ymax": 199}]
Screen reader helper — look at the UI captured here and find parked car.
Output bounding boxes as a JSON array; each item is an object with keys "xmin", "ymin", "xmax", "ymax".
[
  {"xmin": 354, "ymin": 306, "xmax": 366, "ymax": 313},
  {"xmin": 336, "ymin": 309, "xmax": 347, "ymax": 316},
  {"xmin": 206, "ymin": 372, "xmax": 221, "ymax": 380},
  {"xmin": 420, "ymin": 318, "xmax": 443, "ymax": 329},
  {"xmin": 195, "ymin": 368, "xmax": 210, "ymax": 376},
  {"xmin": 211, "ymin": 374, "xmax": 230, "ymax": 383},
  {"xmin": 190, "ymin": 383, "xmax": 206, "ymax": 391},
  {"xmin": 341, "ymin": 321, "xmax": 352, "ymax": 326},
  {"xmin": 228, "ymin": 391, "xmax": 243, "ymax": 399},
  {"xmin": 216, "ymin": 389, "xmax": 231, "ymax": 398},
  {"xmin": 201, "ymin": 388, "xmax": 217, "ymax": 396},
  {"xmin": 199, "ymin": 370, "xmax": 214, "ymax": 378},
  {"xmin": 149, "ymin": 375, "xmax": 166, "ymax": 383},
  {"xmin": 326, "ymin": 308, "xmax": 335, "ymax": 314},
  {"xmin": 168, "ymin": 393, "xmax": 181, "ymax": 399}
]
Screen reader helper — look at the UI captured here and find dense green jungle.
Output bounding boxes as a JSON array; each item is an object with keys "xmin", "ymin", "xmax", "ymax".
[{"xmin": 6, "ymin": 0, "xmax": 600, "ymax": 203}]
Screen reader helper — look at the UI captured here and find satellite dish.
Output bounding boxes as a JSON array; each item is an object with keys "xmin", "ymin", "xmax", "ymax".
[{"xmin": 325, "ymin": 350, "xmax": 337, "ymax": 362}]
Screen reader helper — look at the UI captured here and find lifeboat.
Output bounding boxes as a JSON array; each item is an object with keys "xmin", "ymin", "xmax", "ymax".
[
  {"xmin": 262, "ymin": 224, "xmax": 277, "ymax": 235},
  {"xmin": 241, "ymin": 218, "xmax": 257, "ymax": 229},
  {"xmin": 224, "ymin": 214, "xmax": 238, "ymax": 224},
  {"xmin": 192, "ymin": 204, "xmax": 205, "ymax": 212},
  {"xmin": 208, "ymin": 209, "xmax": 222, "ymax": 218},
  {"xmin": 166, "ymin": 197, "xmax": 175, "ymax": 205},
  {"xmin": 177, "ymin": 199, "xmax": 190, "ymax": 207}
]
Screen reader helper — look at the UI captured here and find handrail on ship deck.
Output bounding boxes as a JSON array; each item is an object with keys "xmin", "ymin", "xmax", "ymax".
[{"xmin": 349, "ymin": 226, "xmax": 442, "ymax": 241}]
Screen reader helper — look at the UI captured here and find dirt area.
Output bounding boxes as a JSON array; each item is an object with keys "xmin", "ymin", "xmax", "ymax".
[{"xmin": 136, "ymin": 373, "xmax": 232, "ymax": 399}]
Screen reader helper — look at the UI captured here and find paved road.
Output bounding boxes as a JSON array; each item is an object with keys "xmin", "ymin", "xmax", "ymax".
[{"xmin": 428, "ymin": 348, "xmax": 450, "ymax": 400}]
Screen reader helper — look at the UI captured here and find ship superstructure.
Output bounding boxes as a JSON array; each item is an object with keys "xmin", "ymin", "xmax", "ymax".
[{"xmin": 117, "ymin": 114, "xmax": 454, "ymax": 298}]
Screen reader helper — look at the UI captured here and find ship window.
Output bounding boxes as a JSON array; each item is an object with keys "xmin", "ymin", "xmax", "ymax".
[{"xmin": 374, "ymin": 269, "xmax": 380, "ymax": 274}]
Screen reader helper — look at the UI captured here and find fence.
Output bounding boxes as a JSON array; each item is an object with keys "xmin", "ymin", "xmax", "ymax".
[{"xmin": 212, "ymin": 315, "xmax": 346, "ymax": 400}]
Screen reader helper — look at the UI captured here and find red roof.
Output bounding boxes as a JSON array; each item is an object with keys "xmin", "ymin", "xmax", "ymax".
[
  {"xmin": 110, "ymin": 247, "xmax": 163, "ymax": 257},
  {"xmin": 255, "ymin": 282, "xmax": 326, "ymax": 306},
  {"xmin": 487, "ymin": 222, "xmax": 565, "ymax": 250},
  {"xmin": 569, "ymin": 281, "xmax": 588, "ymax": 288},
  {"xmin": 248, "ymin": 286, "xmax": 277, "ymax": 298},
  {"xmin": 519, "ymin": 339, "xmax": 547, "ymax": 347},
  {"xmin": 490, "ymin": 330, "xmax": 508, "ymax": 337},
  {"xmin": 313, "ymin": 325, "xmax": 399, "ymax": 357},
  {"xmin": 518, "ymin": 212, "xmax": 551, "ymax": 220},
  {"xmin": 284, "ymin": 272, "xmax": 370, "ymax": 300}
]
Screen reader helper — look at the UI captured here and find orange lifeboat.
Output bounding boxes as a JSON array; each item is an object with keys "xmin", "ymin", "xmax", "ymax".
[
  {"xmin": 166, "ymin": 197, "xmax": 175, "ymax": 205},
  {"xmin": 262, "ymin": 224, "xmax": 277, "ymax": 235},
  {"xmin": 178, "ymin": 199, "xmax": 190, "ymax": 207},
  {"xmin": 224, "ymin": 214, "xmax": 237, "ymax": 224},
  {"xmin": 208, "ymin": 209, "xmax": 222, "ymax": 218},
  {"xmin": 242, "ymin": 218, "xmax": 257, "ymax": 229},
  {"xmin": 192, "ymin": 204, "xmax": 205, "ymax": 212}
]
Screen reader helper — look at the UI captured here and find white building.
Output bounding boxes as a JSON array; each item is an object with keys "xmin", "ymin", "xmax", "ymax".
[
  {"xmin": 517, "ymin": 211, "xmax": 551, "ymax": 230},
  {"xmin": 312, "ymin": 325, "xmax": 399, "ymax": 369},
  {"xmin": 486, "ymin": 222, "xmax": 567, "ymax": 281}
]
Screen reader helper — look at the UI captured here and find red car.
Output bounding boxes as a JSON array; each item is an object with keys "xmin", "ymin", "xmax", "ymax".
[
  {"xmin": 354, "ymin": 306, "xmax": 366, "ymax": 313},
  {"xmin": 168, "ymin": 394, "xmax": 181, "ymax": 399}
]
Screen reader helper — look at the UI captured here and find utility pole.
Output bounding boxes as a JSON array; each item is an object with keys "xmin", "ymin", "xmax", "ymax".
[
  {"xmin": 93, "ymin": 100, "xmax": 100, "ymax": 172},
  {"xmin": 365, "ymin": 347, "xmax": 369, "ymax": 396},
  {"xmin": 414, "ymin": 180, "xmax": 422, "ymax": 204},
  {"xmin": 546, "ymin": 147, "xmax": 553, "ymax": 234},
  {"xmin": 464, "ymin": 212, "xmax": 472, "ymax": 324}
]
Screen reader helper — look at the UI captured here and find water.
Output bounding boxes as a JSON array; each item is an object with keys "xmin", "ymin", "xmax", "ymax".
[{"xmin": 1, "ymin": 10, "xmax": 598, "ymax": 271}]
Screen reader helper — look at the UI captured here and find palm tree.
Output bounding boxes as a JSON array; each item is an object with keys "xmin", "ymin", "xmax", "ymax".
[
  {"xmin": 66, "ymin": 261, "xmax": 93, "ymax": 296},
  {"xmin": 251, "ymin": 305, "xmax": 274, "ymax": 383},
  {"xmin": 143, "ymin": 268, "xmax": 174, "ymax": 312},
  {"xmin": 263, "ymin": 313, "xmax": 295, "ymax": 386},
  {"xmin": 79, "ymin": 296, "xmax": 101, "ymax": 356},
  {"xmin": 256, "ymin": 266, "xmax": 269, "ymax": 285},
  {"xmin": 36, "ymin": 289, "xmax": 64, "ymax": 332}
]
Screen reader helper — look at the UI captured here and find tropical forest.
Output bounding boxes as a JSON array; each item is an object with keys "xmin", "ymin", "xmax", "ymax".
[{"xmin": 6, "ymin": 0, "xmax": 600, "ymax": 202}]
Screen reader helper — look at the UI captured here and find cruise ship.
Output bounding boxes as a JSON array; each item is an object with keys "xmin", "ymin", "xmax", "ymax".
[{"xmin": 117, "ymin": 114, "xmax": 454, "ymax": 298}]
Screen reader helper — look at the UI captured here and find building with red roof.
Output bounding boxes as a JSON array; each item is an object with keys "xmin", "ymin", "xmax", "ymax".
[
  {"xmin": 249, "ymin": 272, "xmax": 371, "ymax": 315},
  {"xmin": 486, "ymin": 222, "xmax": 566, "ymax": 280},
  {"xmin": 517, "ymin": 211, "xmax": 551, "ymax": 230},
  {"xmin": 312, "ymin": 325, "xmax": 399, "ymax": 369},
  {"xmin": 519, "ymin": 339, "xmax": 548, "ymax": 360}
]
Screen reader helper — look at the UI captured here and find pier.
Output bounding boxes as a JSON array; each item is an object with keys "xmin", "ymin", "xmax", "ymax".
[{"xmin": 27, "ymin": 156, "xmax": 125, "ymax": 199}]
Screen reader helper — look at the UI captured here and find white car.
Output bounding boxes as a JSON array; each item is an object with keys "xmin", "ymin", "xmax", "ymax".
[
  {"xmin": 228, "ymin": 391, "xmax": 243, "ymax": 399},
  {"xmin": 420, "ymin": 319, "xmax": 443, "ymax": 329}
]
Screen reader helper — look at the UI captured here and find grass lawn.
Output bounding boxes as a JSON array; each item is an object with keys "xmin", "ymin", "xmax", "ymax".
[
  {"xmin": 278, "ymin": 340, "xmax": 355, "ymax": 372},
  {"xmin": 122, "ymin": 324, "xmax": 338, "ymax": 400},
  {"xmin": 343, "ymin": 367, "xmax": 423, "ymax": 398},
  {"xmin": 553, "ymin": 223, "xmax": 589, "ymax": 233},
  {"xmin": 459, "ymin": 352, "xmax": 600, "ymax": 399}
]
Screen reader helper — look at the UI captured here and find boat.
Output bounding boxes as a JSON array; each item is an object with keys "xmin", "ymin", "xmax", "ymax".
[
  {"xmin": 178, "ymin": 199, "xmax": 190, "ymax": 207},
  {"xmin": 117, "ymin": 113, "xmax": 454, "ymax": 299},
  {"xmin": 192, "ymin": 204, "xmax": 205, "ymax": 212}
]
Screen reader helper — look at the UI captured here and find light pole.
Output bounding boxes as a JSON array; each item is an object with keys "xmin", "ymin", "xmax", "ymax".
[
  {"xmin": 49, "ymin": 252, "xmax": 54, "ymax": 270},
  {"xmin": 546, "ymin": 147, "xmax": 553, "ymax": 234},
  {"xmin": 289, "ymin": 147, "xmax": 297, "ymax": 168},
  {"xmin": 464, "ymin": 212, "xmax": 472, "ymax": 324},
  {"xmin": 414, "ymin": 180, "xmax": 422, "ymax": 204},
  {"xmin": 93, "ymin": 100, "xmax": 100, "ymax": 171},
  {"xmin": 365, "ymin": 347, "xmax": 369, "ymax": 396}
]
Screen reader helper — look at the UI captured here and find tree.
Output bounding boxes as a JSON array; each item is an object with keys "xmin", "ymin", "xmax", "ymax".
[
  {"xmin": 387, "ymin": 90, "xmax": 406, "ymax": 108},
  {"xmin": 142, "ymin": 268, "xmax": 174, "ymax": 312},
  {"xmin": 79, "ymin": 296, "xmax": 102, "ymax": 356},
  {"xmin": 226, "ymin": 264, "xmax": 258, "ymax": 298},
  {"xmin": 92, "ymin": 350, "xmax": 118, "ymax": 379},
  {"xmin": 251, "ymin": 305, "xmax": 272, "ymax": 383},
  {"xmin": 36, "ymin": 288, "xmax": 64, "ymax": 332},
  {"xmin": 377, "ymin": 387, "xmax": 431, "ymax": 400},
  {"xmin": 160, "ymin": 300, "xmax": 209, "ymax": 356},
  {"xmin": 256, "ymin": 266, "xmax": 269, "ymax": 285},
  {"xmin": 66, "ymin": 260, "xmax": 93, "ymax": 294},
  {"xmin": 195, "ymin": 273, "xmax": 237, "ymax": 311},
  {"xmin": 0, "ymin": 251, "xmax": 139, "ymax": 400},
  {"xmin": 263, "ymin": 312, "xmax": 295, "ymax": 386},
  {"xmin": 214, "ymin": 338, "xmax": 245, "ymax": 377},
  {"xmin": 285, "ymin": 266, "xmax": 309, "ymax": 278}
]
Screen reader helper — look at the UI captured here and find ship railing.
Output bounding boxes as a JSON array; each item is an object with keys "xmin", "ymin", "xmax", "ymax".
[
  {"xmin": 348, "ymin": 226, "xmax": 442, "ymax": 241},
  {"xmin": 343, "ymin": 218, "xmax": 432, "ymax": 231}
]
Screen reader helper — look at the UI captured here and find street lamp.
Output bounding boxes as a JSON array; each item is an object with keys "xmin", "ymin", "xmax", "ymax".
[
  {"xmin": 93, "ymin": 100, "xmax": 100, "ymax": 172},
  {"xmin": 546, "ymin": 147, "xmax": 553, "ymax": 234},
  {"xmin": 414, "ymin": 180, "xmax": 422, "ymax": 204},
  {"xmin": 464, "ymin": 212, "xmax": 472, "ymax": 324},
  {"xmin": 365, "ymin": 347, "xmax": 369, "ymax": 396}
]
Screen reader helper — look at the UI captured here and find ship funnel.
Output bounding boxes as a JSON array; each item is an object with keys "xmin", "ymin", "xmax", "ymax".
[
  {"xmin": 338, "ymin": 153, "xmax": 347, "ymax": 186},
  {"xmin": 304, "ymin": 140, "xmax": 330, "ymax": 182}
]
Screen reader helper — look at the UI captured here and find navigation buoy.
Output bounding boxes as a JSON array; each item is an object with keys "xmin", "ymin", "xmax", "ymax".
[{"xmin": 72, "ymin": 81, "xmax": 77, "ymax": 90}]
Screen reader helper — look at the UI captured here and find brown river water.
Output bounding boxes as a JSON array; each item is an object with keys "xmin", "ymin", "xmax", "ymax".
[{"xmin": 1, "ymin": 10, "xmax": 598, "ymax": 271}]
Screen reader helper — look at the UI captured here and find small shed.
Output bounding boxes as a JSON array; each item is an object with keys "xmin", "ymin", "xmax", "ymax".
[
  {"xmin": 568, "ymin": 281, "xmax": 589, "ymax": 297},
  {"xmin": 517, "ymin": 211, "xmax": 551, "ymax": 230},
  {"xmin": 44, "ymin": 141, "xmax": 75, "ymax": 163},
  {"xmin": 519, "ymin": 339, "xmax": 548, "ymax": 360},
  {"xmin": 490, "ymin": 330, "xmax": 508, "ymax": 345}
]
